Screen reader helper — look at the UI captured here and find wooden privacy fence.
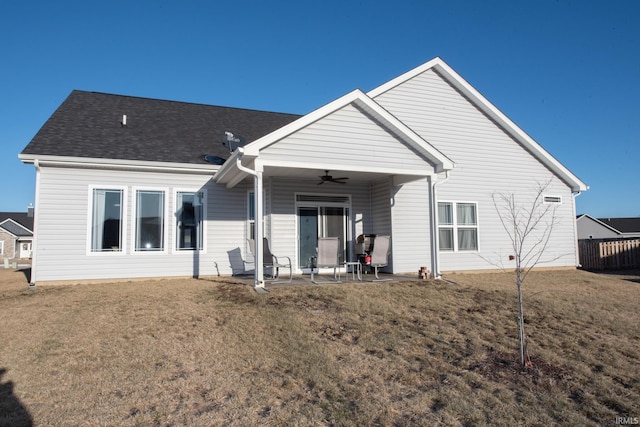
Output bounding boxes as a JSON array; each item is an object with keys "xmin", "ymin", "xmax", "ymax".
[{"xmin": 578, "ymin": 239, "xmax": 640, "ymax": 270}]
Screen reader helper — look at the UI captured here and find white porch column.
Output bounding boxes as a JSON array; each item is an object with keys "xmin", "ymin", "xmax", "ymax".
[
  {"xmin": 234, "ymin": 150, "xmax": 265, "ymax": 290},
  {"xmin": 253, "ymin": 168, "xmax": 265, "ymax": 288}
]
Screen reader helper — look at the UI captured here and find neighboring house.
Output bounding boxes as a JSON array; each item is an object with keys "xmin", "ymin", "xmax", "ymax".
[
  {"xmin": 19, "ymin": 57, "xmax": 587, "ymax": 286},
  {"xmin": 0, "ymin": 208, "xmax": 34, "ymax": 260},
  {"xmin": 577, "ymin": 214, "xmax": 640, "ymax": 239}
]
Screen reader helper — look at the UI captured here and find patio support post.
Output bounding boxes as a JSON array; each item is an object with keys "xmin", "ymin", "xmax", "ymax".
[
  {"xmin": 253, "ymin": 170, "xmax": 265, "ymax": 289},
  {"xmin": 235, "ymin": 149, "xmax": 265, "ymax": 289},
  {"xmin": 430, "ymin": 172, "xmax": 449, "ymax": 279}
]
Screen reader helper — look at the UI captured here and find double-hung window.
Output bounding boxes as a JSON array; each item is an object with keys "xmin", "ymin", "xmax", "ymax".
[
  {"xmin": 438, "ymin": 202, "xmax": 478, "ymax": 251},
  {"xmin": 90, "ymin": 188, "xmax": 124, "ymax": 252},
  {"xmin": 175, "ymin": 191, "xmax": 204, "ymax": 251},
  {"xmin": 135, "ymin": 190, "xmax": 166, "ymax": 251},
  {"xmin": 248, "ymin": 191, "xmax": 255, "ymax": 241}
]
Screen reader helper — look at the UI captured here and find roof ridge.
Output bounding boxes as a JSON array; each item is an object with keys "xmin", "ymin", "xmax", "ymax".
[{"xmin": 72, "ymin": 90, "xmax": 301, "ymax": 117}]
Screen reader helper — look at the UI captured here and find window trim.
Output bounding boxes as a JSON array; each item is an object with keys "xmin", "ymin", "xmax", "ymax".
[
  {"xmin": 437, "ymin": 200, "xmax": 480, "ymax": 252},
  {"xmin": 247, "ymin": 190, "xmax": 256, "ymax": 244},
  {"xmin": 86, "ymin": 186, "xmax": 128, "ymax": 256},
  {"xmin": 0, "ymin": 240, "xmax": 4, "ymax": 256},
  {"xmin": 131, "ymin": 187, "xmax": 169, "ymax": 254},
  {"xmin": 172, "ymin": 188, "xmax": 207, "ymax": 254}
]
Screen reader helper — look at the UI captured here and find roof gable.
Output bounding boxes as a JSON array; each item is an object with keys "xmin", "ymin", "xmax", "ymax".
[
  {"xmin": 368, "ymin": 58, "xmax": 587, "ymax": 192},
  {"xmin": 215, "ymin": 90, "xmax": 454, "ymax": 187},
  {"xmin": 244, "ymin": 89, "xmax": 453, "ymax": 169},
  {"xmin": 576, "ymin": 214, "xmax": 622, "ymax": 235},
  {"xmin": 0, "ymin": 213, "xmax": 33, "ymax": 232},
  {"xmin": 0, "ymin": 218, "xmax": 33, "ymax": 237}
]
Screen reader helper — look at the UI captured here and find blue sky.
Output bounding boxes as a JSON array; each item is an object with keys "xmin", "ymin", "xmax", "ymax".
[{"xmin": 1, "ymin": 0, "xmax": 638, "ymax": 217}]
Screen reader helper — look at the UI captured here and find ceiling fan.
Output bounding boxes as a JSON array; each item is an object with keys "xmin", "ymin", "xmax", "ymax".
[{"xmin": 318, "ymin": 170, "xmax": 348, "ymax": 185}]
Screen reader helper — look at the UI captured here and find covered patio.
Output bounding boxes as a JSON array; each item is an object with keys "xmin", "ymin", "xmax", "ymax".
[{"xmin": 214, "ymin": 90, "xmax": 453, "ymax": 290}]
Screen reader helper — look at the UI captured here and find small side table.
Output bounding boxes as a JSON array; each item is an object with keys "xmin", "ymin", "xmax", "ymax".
[{"xmin": 344, "ymin": 261, "xmax": 362, "ymax": 281}]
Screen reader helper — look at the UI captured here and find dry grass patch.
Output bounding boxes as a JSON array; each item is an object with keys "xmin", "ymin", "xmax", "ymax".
[{"xmin": 0, "ymin": 268, "xmax": 639, "ymax": 426}]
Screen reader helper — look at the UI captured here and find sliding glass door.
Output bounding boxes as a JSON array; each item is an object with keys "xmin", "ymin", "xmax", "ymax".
[{"xmin": 296, "ymin": 195, "xmax": 351, "ymax": 268}]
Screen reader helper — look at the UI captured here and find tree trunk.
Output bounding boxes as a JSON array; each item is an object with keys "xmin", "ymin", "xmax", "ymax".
[{"xmin": 516, "ymin": 269, "xmax": 526, "ymax": 368}]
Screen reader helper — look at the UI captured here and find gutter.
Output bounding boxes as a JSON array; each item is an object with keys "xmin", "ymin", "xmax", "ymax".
[
  {"xmin": 234, "ymin": 148, "xmax": 267, "ymax": 292},
  {"xmin": 572, "ymin": 190, "xmax": 583, "ymax": 268},
  {"xmin": 429, "ymin": 171, "xmax": 450, "ymax": 279},
  {"xmin": 19, "ymin": 154, "xmax": 218, "ymax": 174}
]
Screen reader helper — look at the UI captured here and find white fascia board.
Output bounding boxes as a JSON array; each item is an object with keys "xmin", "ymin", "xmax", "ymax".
[
  {"xmin": 18, "ymin": 154, "xmax": 218, "ymax": 174},
  {"xmin": 367, "ymin": 57, "xmax": 444, "ymax": 98},
  {"xmin": 259, "ymin": 158, "xmax": 436, "ymax": 177},
  {"xmin": 351, "ymin": 96, "xmax": 454, "ymax": 171},
  {"xmin": 368, "ymin": 57, "xmax": 588, "ymax": 192},
  {"xmin": 243, "ymin": 88, "xmax": 452, "ymax": 172},
  {"xmin": 212, "ymin": 149, "xmax": 241, "ymax": 183},
  {"xmin": 243, "ymin": 90, "xmax": 367, "ymax": 157},
  {"xmin": 212, "ymin": 149, "xmax": 255, "ymax": 188}
]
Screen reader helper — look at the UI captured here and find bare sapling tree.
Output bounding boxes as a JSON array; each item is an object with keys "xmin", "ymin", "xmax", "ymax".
[{"xmin": 490, "ymin": 178, "xmax": 563, "ymax": 369}]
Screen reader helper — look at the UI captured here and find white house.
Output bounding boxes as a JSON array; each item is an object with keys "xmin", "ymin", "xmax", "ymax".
[{"xmin": 20, "ymin": 58, "xmax": 587, "ymax": 287}]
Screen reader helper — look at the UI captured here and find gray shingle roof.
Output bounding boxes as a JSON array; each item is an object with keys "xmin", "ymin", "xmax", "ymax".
[
  {"xmin": 21, "ymin": 90, "xmax": 301, "ymax": 165},
  {"xmin": 597, "ymin": 218, "xmax": 640, "ymax": 234},
  {"xmin": 0, "ymin": 213, "xmax": 33, "ymax": 232},
  {"xmin": 0, "ymin": 220, "xmax": 33, "ymax": 237}
]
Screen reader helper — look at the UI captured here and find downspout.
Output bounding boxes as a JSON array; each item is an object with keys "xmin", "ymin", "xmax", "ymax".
[
  {"xmin": 429, "ymin": 171, "xmax": 449, "ymax": 279},
  {"xmin": 572, "ymin": 190, "xmax": 583, "ymax": 268},
  {"xmin": 30, "ymin": 159, "xmax": 41, "ymax": 285},
  {"xmin": 235, "ymin": 148, "xmax": 266, "ymax": 290}
]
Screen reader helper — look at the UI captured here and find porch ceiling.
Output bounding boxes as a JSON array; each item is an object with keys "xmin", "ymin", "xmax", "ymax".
[{"xmin": 261, "ymin": 165, "xmax": 430, "ymax": 187}]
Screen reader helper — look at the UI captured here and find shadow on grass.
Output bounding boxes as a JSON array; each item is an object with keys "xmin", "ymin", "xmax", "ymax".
[
  {"xmin": 0, "ymin": 368, "xmax": 33, "ymax": 427},
  {"xmin": 593, "ymin": 269, "xmax": 640, "ymax": 284},
  {"xmin": 18, "ymin": 268, "xmax": 31, "ymax": 284}
]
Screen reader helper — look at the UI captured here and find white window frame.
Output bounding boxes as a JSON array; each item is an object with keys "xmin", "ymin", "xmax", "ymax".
[
  {"xmin": 86, "ymin": 186, "xmax": 128, "ymax": 256},
  {"xmin": 172, "ymin": 189, "xmax": 207, "ymax": 254},
  {"xmin": 247, "ymin": 190, "xmax": 256, "ymax": 244},
  {"xmin": 0, "ymin": 240, "xmax": 4, "ymax": 256},
  {"xmin": 437, "ymin": 200, "xmax": 479, "ymax": 252},
  {"xmin": 132, "ymin": 187, "xmax": 168, "ymax": 254}
]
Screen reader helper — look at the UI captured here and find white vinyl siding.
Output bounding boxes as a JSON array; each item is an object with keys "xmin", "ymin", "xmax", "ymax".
[
  {"xmin": 259, "ymin": 103, "xmax": 437, "ymax": 174},
  {"xmin": 389, "ymin": 178, "xmax": 431, "ymax": 273},
  {"xmin": 374, "ymin": 68, "xmax": 578, "ymax": 271},
  {"xmin": 31, "ymin": 166, "xmax": 248, "ymax": 282}
]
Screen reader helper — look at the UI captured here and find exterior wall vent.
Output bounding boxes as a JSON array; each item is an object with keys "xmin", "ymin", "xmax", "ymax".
[{"xmin": 543, "ymin": 195, "xmax": 562, "ymax": 204}]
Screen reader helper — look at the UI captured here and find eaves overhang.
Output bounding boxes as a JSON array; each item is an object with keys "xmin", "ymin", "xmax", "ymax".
[{"xmin": 18, "ymin": 154, "xmax": 219, "ymax": 174}]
